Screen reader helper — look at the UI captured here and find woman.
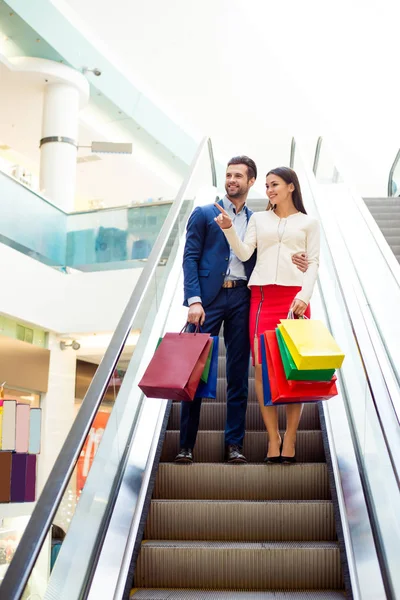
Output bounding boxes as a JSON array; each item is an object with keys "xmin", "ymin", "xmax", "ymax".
[{"xmin": 215, "ymin": 167, "xmax": 320, "ymax": 463}]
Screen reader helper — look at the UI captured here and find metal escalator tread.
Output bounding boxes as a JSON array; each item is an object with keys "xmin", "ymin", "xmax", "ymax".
[
  {"xmin": 145, "ymin": 499, "xmax": 336, "ymax": 541},
  {"xmin": 131, "ymin": 590, "xmax": 346, "ymax": 599},
  {"xmin": 153, "ymin": 463, "xmax": 330, "ymax": 500},
  {"xmin": 135, "ymin": 540, "xmax": 342, "ymax": 589}
]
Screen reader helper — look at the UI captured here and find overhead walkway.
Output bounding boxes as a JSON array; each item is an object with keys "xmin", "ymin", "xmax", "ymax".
[{"xmin": 1, "ymin": 137, "xmax": 399, "ymax": 600}]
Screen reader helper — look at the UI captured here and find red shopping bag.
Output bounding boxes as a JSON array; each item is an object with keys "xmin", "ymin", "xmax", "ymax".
[
  {"xmin": 264, "ymin": 331, "xmax": 338, "ymax": 404},
  {"xmin": 138, "ymin": 329, "xmax": 212, "ymax": 401}
]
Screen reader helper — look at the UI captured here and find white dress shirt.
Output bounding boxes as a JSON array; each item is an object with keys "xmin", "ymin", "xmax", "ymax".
[{"xmin": 223, "ymin": 210, "xmax": 320, "ymax": 305}]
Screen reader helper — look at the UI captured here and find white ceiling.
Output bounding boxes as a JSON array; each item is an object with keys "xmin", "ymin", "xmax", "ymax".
[
  {"xmin": 52, "ymin": 0, "xmax": 400, "ymax": 197},
  {"xmin": 0, "ymin": 62, "xmax": 181, "ymax": 209}
]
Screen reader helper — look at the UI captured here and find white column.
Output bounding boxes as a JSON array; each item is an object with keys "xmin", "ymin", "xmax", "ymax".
[
  {"xmin": 38, "ymin": 333, "xmax": 77, "ymax": 495},
  {"xmin": 7, "ymin": 57, "xmax": 89, "ymax": 212},
  {"xmin": 40, "ymin": 82, "xmax": 80, "ymax": 212}
]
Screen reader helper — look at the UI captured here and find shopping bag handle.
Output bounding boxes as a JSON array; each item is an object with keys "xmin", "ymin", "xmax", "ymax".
[
  {"xmin": 287, "ymin": 310, "xmax": 309, "ymax": 320},
  {"xmin": 180, "ymin": 323, "xmax": 201, "ymax": 334}
]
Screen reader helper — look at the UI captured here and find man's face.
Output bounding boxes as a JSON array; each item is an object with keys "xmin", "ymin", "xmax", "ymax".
[{"xmin": 225, "ymin": 164, "xmax": 255, "ymax": 198}]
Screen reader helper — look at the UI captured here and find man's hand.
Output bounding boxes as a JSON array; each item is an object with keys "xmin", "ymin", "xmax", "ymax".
[
  {"xmin": 188, "ymin": 302, "xmax": 206, "ymax": 325},
  {"xmin": 292, "ymin": 252, "xmax": 308, "ymax": 273},
  {"xmin": 214, "ymin": 204, "xmax": 233, "ymax": 229},
  {"xmin": 291, "ymin": 298, "xmax": 308, "ymax": 317}
]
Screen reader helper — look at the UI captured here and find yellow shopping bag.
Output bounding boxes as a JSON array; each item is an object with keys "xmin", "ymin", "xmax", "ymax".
[{"xmin": 278, "ymin": 319, "xmax": 345, "ymax": 370}]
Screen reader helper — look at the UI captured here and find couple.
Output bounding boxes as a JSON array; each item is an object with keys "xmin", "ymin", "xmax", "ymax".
[{"xmin": 176, "ymin": 155, "xmax": 320, "ymax": 464}]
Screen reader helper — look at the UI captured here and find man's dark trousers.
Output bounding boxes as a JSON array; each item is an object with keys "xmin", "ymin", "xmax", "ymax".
[{"xmin": 180, "ymin": 284, "xmax": 250, "ymax": 449}]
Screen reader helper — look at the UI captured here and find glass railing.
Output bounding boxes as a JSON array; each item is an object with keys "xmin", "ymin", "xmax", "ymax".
[
  {"xmin": 310, "ymin": 137, "xmax": 400, "ymax": 400},
  {"xmin": 66, "ymin": 201, "xmax": 173, "ymax": 270},
  {"xmin": 0, "ymin": 170, "xmax": 67, "ymax": 267},
  {"xmin": 0, "ymin": 137, "xmax": 216, "ymax": 600},
  {"xmin": 388, "ymin": 148, "xmax": 400, "ymax": 197},
  {"xmin": 293, "ymin": 138, "xmax": 400, "ymax": 598},
  {"xmin": 0, "ymin": 168, "xmax": 175, "ymax": 271}
]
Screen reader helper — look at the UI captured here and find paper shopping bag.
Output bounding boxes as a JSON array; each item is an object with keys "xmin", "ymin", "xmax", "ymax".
[
  {"xmin": 276, "ymin": 328, "xmax": 335, "ymax": 381},
  {"xmin": 264, "ymin": 331, "xmax": 338, "ymax": 404},
  {"xmin": 138, "ymin": 331, "xmax": 212, "ymax": 401},
  {"xmin": 196, "ymin": 336, "xmax": 219, "ymax": 398},
  {"xmin": 279, "ymin": 319, "xmax": 345, "ymax": 370},
  {"xmin": 200, "ymin": 338, "xmax": 214, "ymax": 383}
]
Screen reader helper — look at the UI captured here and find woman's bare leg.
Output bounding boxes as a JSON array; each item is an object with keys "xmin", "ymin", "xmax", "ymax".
[
  {"xmin": 282, "ymin": 403, "xmax": 303, "ymax": 458},
  {"xmin": 254, "ymin": 336, "xmax": 281, "ymax": 457}
]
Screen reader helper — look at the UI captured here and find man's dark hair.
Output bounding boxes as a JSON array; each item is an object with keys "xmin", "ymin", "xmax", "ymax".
[{"xmin": 227, "ymin": 156, "xmax": 257, "ymax": 181}]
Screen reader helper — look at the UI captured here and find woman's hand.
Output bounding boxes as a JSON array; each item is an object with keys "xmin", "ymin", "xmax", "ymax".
[
  {"xmin": 214, "ymin": 203, "xmax": 233, "ymax": 229},
  {"xmin": 291, "ymin": 298, "xmax": 308, "ymax": 317}
]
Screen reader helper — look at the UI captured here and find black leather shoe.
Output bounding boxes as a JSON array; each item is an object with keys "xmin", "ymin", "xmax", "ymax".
[
  {"xmin": 225, "ymin": 444, "xmax": 247, "ymax": 464},
  {"xmin": 174, "ymin": 448, "xmax": 193, "ymax": 463}
]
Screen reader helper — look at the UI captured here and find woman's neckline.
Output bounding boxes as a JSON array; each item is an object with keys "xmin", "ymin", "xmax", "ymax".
[{"xmin": 270, "ymin": 210, "xmax": 301, "ymax": 219}]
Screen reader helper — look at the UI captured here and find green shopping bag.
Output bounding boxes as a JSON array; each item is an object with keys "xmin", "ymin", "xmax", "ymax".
[
  {"xmin": 276, "ymin": 328, "xmax": 335, "ymax": 382},
  {"xmin": 200, "ymin": 338, "xmax": 214, "ymax": 383}
]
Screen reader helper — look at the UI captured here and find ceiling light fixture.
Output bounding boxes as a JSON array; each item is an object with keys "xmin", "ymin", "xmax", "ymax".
[{"xmin": 78, "ymin": 142, "xmax": 132, "ymax": 155}]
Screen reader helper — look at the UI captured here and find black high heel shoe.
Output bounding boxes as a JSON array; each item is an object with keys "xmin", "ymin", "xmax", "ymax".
[
  {"xmin": 281, "ymin": 454, "xmax": 296, "ymax": 464},
  {"xmin": 264, "ymin": 440, "xmax": 283, "ymax": 464},
  {"xmin": 281, "ymin": 439, "xmax": 296, "ymax": 464}
]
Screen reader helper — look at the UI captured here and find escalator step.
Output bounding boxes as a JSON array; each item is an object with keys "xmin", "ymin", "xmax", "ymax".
[
  {"xmin": 161, "ymin": 430, "xmax": 324, "ymax": 463},
  {"xmin": 145, "ymin": 500, "xmax": 336, "ymax": 541},
  {"xmin": 154, "ymin": 463, "xmax": 330, "ymax": 500},
  {"xmin": 167, "ymin": 402, "xmax": 320, "ymax": 431},
  {"xmin": 131, "ymin": 591, "xmax": 345, "ymax": 599},
  {"xmin": 135, "ymin": 541, "xmax": 342, "ymax": 590}
]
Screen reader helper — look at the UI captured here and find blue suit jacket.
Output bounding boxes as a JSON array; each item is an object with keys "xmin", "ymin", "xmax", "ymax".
[{"xmin": 183, "ymin": 199, "xmax": 257, "ymax": 308}]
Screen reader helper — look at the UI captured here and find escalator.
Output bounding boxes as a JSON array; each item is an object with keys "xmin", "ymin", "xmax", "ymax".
[
  {"xmin": 133, "ymin": 193, "xmax": 344, "ymax": 598},
  {"xmin": 0, "ymin": 137, "xmax": 399, "ymax": 600}
]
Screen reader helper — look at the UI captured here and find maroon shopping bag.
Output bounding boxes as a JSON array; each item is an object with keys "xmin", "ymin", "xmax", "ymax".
[{"xmin": 138, "ymin": 330, "xmax": 212, "ymax": 401}]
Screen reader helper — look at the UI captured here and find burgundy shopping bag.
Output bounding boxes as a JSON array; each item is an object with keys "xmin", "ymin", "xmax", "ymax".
[
  {"xmin": 264, "ymin": 331, "xmax": 338, "ymax": 404},
  {"xmin": 138, "ymin": 330, "xmax": 212, "ymax": 401}
]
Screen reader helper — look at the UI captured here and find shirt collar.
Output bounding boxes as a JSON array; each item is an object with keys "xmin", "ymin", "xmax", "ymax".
[{"xmin": 223, "ymin": 195, "xmax": 247, "ymax": 215}]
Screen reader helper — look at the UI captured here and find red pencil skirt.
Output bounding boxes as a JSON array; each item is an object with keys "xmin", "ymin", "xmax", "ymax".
[{"xmin": 249, "ymin": 284, "xmax": 311, "ymax": 365}]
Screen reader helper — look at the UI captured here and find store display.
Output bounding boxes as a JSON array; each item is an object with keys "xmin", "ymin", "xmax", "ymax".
[
  {"xmin": 24, "ymin": 455, "xmax": 36, "ymax": 502},
  {"xmin": 0, "ymin": 392, "xmax": 41, "ymax": 503},
  {"xmin": 1, "ymin": 401, "xmax": 16, "ymax": 451},
  {"xmin": 0, "ymin": 453, "xmax": 12, "ymax": 502},
  {"xmin": 15, "ymin": 404, "xmax": 30, "ymax": 453},
  {"xmin": 11, "ymin": 454, "xmax": 27, "ymax": 503},
  {"xmin": 28, "ymin": 408, "xmax": 41, "ymax": 454}
]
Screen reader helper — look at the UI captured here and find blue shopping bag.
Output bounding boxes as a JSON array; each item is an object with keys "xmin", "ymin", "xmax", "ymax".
[
  {"xmin": 196, "ymin": 336, "xmax": 219, "ymax": 398},
  {"xmin": 260, "ymin": 334, "xmax": 273, "ymax": 406}
]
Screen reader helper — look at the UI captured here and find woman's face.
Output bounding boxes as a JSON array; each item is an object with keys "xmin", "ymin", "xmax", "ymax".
[{"xmin": 265, "ymin": 173, "xmax": 294, "ymax": 205}]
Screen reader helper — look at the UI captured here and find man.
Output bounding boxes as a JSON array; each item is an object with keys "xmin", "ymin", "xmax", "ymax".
[{"xmin": 176, "ymin": 156, "xmax": 307, "ymax": 464}]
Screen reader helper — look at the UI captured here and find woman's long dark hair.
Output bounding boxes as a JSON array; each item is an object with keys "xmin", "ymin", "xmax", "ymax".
[{"xmin": 266, "ymin": 167, "xmax": 307, "ymax": 214}]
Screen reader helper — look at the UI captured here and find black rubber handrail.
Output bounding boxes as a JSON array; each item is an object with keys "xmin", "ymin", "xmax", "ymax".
[{"xmin": 0, "ymin": 136, "xmax": 216, "ymax": 600}]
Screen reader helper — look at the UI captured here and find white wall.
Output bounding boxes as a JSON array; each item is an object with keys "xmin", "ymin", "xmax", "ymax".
[
  {"xmin": 0, "ymin": 242, "xmax": 142, "ymax": 334},
  {"xmin": 55, "ymin": 0, "xmax": 400, "ymax": 197}
]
